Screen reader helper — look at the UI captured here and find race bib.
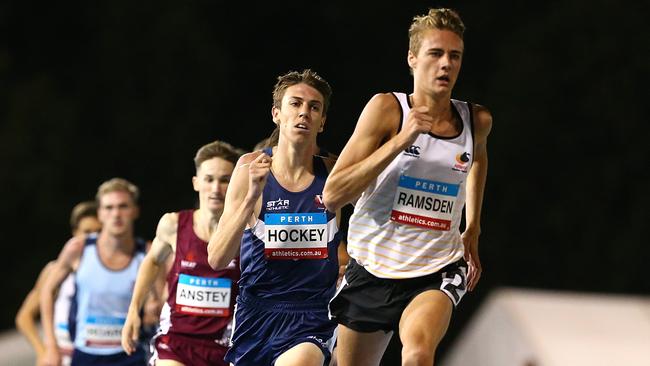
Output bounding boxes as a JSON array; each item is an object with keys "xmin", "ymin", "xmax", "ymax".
[
  {"xmin": 264, "ymin": 212, "xmax": 328, "ymax": 259},
  {"xmin": 390, "ymin": 175, "xmax": 458, "ymax": 231},
  {"xmin": 83, "ymin": 315, "xmax": 124, "ymax": 347},
  {"xmin": 55, "ymin": 322, "xmax": 73, "ymax": 354},
  {"xmin": 175, "ymin": 274, "xmax": 232, "ymax": 317}
]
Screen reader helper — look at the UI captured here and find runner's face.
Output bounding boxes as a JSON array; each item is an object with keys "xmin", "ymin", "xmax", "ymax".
[
  {"xmin": 193, "ymin": 157, "xmax": 234, "ymax": 214},
  {"xmin": 98, "ymin": 191, "xmax": 138, "ymax": 236},
  {"xmin": 408, "ymin": 29, "xmax": 463, "ymax": 96},
  {"xmin": 73, "ymin": 216, "xmax": 102, "ymax": 236},
  {"xmin": 272, "ymin": 83, "xmax": 326, "ymax": 145}
]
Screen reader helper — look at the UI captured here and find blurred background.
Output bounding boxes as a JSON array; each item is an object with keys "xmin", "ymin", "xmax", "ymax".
[{"xmin": 1, "ymin": 0, "xmax": 649, "ymax": 364}]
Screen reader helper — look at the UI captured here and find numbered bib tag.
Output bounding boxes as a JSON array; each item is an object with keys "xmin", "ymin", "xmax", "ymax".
[
  {"xmin": 264, "ymin": 212, "xmax": 328, "ymax": 260},
  {"xmin": 55, "ymin": 322, "xmax": 73, "ymax": 351},
  {"xmin": 390, "ymin": 175, "xmax": 458, "ymax": 231},
  {"xmin": 175, "ymin": 274, "xmax": 232, "ymax": 317},
  {"xmin": 84, "ymin": 315, "xmax": 125, "ymax": 347}
]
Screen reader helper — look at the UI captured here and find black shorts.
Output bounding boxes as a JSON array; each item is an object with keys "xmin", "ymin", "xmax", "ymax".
[{"xmin": 328, "ymin": 258, "xmax": 467, "ymax": 333}]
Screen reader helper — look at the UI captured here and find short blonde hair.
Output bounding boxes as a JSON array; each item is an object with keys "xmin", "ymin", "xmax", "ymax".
[
  {"xmin": 409, "ymin": 8, "xmax": 465, "ymax": 55},
  {"xmin": 96, "ymin": 178, "xmax": 140, "ymax": 204}
]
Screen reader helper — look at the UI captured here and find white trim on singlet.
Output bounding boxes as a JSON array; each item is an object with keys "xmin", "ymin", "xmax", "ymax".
[{"xmin": 346, "ymin": 93, "xmax": 474, "ymax": 279}]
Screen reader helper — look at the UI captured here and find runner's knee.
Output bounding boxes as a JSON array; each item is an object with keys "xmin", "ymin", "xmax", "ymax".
[{"xmin": 401, "ymin": 342, "xmax": 435, "ymax": 366}]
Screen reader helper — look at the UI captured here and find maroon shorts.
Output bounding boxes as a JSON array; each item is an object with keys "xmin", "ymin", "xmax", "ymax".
[{"xmin": 153, "ymin": 332, "xmax": 228, "ymax": 366}]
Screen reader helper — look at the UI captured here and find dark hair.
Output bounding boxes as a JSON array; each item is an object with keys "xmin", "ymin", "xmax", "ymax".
[
  {"xmin": 253, "ymin": 127, "xmax": 281, "ymax": 151},
  {"xmin": 70, "ymin": 201, "xmax": 98, "ymax": 232},
  {"xmin": 272, "ymin": 69, "xmax": 332, "ymax": 115},
  {"xmin": 194, "ymin": 140, "xmax": 244, "ymax": 170}
]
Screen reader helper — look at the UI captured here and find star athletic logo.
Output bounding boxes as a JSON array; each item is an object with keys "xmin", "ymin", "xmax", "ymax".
[{"xmin": 267, "ymin": 198, "xmax": 290, "ymax": 211}]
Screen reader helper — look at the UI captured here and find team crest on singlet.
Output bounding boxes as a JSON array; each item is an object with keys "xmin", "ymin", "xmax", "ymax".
[
  {"xmin": 403, "ymin": 145, "xmax": 421, "ymax": 158},
  {"xmin": 390, "ymin": 175, "xmax": 458, "ymax": 231},
  {"xmin": 180, "ymin": 251, "xmax": 197, "ymax": 268},
  {"xmin": 452, "ymin": 152, "xmax": 471, "ymax": 173},
  {"xmin": 264, "ymin": 212, "xmax": 328, "ymax": 259},
  {"xmin": 314, "ymin": 195, "xmax": 326, "ymax": 210}
]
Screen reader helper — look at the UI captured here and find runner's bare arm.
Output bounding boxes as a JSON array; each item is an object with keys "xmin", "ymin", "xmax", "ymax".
[
  {"xmin": 40, "ymin": 236, "xmax": 84, "ymax": 366},
  {"xmin": 122, "ymin": 213, "xmax": 176, "ymax": 354},
  {"xmin": 129, "ymin": 213, "xmax": 176, "ymax": 310},
  {"xmin": 323, "ymin": 93, "xmax": 431, "ymax": 211},
  {"xmin": 15, "ymin": 262, "xmax": 55, "ymax": 358},
  {"xmin": 208, "ymin": 152, "xmax": 265, "ymax": 269},
  {"xmin": 462, "ymin": 105, "xmax": 492, "ymax": 291}
]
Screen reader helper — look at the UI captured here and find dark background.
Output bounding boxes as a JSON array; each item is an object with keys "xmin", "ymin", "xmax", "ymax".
[{"xmin": 2, "ymin": 0, "xmax": 649, "ymax": 361}]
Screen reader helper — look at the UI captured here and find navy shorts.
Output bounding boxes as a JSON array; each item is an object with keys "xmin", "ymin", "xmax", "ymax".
[
  {"xmin": 71, "ymin": 348, "xmax": 146, "ymax": 366},
  {"xmin": 329, "ymin": 258, "xmax": 468, "ymax": 333},
  {"xmin": 225, "ymin": 292, "xmax": 336, "ymax": 366}
]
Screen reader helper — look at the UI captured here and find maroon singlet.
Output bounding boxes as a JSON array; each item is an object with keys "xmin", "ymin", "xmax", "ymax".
[{"xmin": 161, "ymin": 210, "xmax": 240, "ymax": 340}]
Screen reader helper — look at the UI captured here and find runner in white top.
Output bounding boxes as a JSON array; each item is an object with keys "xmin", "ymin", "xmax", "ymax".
[
  {"xmin": 344, "ymin": 93, "xmax": 474, "ymax": 279},
  {"xmin": 324, "ymin": 8, "xmax": 492, "ymax": 366},
  {"xmin": 15, "ymin": 202, "xmax": 101, "ymax": 366}
]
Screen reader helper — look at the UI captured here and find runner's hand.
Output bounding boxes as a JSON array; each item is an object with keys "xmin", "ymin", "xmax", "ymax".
[
  {"xmin": 247, "ymin": 153, "xmax": 272, "ymax": 200},
  {"xmin": 121, "ymin": 311, "xmax": 141, "ymax": 355},
  {"xmin": 395, "ymin": 106, "xmax": 433, "ymax": 148},
  {"xmin": 40, "ymin": 346, "xmax": 61, "ymax": 366},
  {"xmin": 461, "ymin": 228, "xmax": 482, "ymax": 291}
]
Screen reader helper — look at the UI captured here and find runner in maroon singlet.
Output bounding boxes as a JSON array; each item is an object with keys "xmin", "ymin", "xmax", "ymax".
[{"xmin": 121, "ymin": 140, "xmax": 244, "ymax": 366}]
